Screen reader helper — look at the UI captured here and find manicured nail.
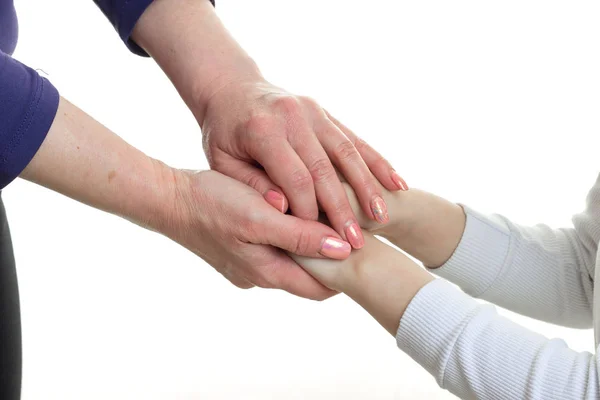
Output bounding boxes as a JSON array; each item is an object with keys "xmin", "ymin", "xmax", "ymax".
[
  {"xmin": 371, "ymin": 195, "xmax": 389, "ymax": 224},
  {"xmin": 320, "ymin": 237, "xmax": 351, "ymax": 260},
  {"xmin": 345, "ymin": 222, "xmax": 364, "ymax": 249},
  {"xmin": 265, "ymin": 190, "xmax": 286, "ymax": 213},
  {"xmin": 391, "ymin": 170, "xmax": 409, "ymax": 191}
]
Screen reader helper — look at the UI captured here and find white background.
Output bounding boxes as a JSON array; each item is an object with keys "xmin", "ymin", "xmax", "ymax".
[{"xmin": 6, "ymin": 0, "xmax": 600, "ymax": 398}]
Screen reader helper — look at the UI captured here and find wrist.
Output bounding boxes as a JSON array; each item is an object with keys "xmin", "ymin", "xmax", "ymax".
[
  {"xmin": 337, "ymin": 235, "xmax": 394, "ymax": 294},
  {"xmin": 371, "ymin": 189, "xmax": 420, "ymax": 243},
  {"xmin": 133, "ymin": 159, "xmax": 191, "ymax": 237},
  {"xmin": 342, "ymin": 237, "xmax": 434, "ymax": 334},
  {"xmin": 20, "ymin": 97, "xmax": 189, "ymax": 237},
  {"xmin": 192, "ymin": 64, "xmax": 264, "ymax": 126},
  {"xmin": 132, "ymin": 0, "xmax": 263, "ymax": 125},
  {"xmin": 124, "ymin": 159, "xmax": 190, "ymax": 235},
  {"xmin": 375, "ymin": 189, "xmax": 466, "ymax": 268}
]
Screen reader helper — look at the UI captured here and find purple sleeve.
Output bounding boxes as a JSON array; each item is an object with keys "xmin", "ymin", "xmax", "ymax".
[
  {"xmin": 93, "ymin": 0, "xmax": 216, "ymax": 57},
  {"xmin": 0, "ymin": 51, "xmax": 59, "ymax": 189}
]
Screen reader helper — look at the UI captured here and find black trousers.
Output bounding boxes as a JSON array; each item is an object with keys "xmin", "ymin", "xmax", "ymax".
[{"xmin": 0, "ymin": 193, "xmax": 21, "ymax": 399}]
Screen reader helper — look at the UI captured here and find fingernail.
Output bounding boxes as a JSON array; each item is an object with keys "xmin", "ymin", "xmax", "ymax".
[
  {"xmin": 391, "ymin": 170, "xmax": 409, "ymax": 191},
  {"xmin": 371, "ymin": 195, "xmax": 389, "ymax": 224},
  {"xmin": 265, "ymin": 190, "xmax": 286, "ymax": 213},
  {"xmin": 320, "ymin": 237, "xmax": 351, "ymax": 260},
  {"xmin": 345, "ymin": 222, "xmax": 365, "ymax": 249}
]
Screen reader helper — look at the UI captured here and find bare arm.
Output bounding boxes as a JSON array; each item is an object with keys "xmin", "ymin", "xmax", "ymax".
[
  {"xmin": 20, "ymin": 97, "xmax": 348, "ymax": 299},
  {"xmin": 130, "ymin": 0, "xmax": 408, "ymax": 252},
  {"xmin": 21, "ymin": 97, "xmax": 173, "ymax": 230}
]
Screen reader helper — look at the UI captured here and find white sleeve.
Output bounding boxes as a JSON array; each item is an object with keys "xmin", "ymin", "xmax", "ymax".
[
  {"xmin": 429, "ymin": 191, "xmax": 599, "ymax": 327},
  {"xmin": 396, "ymin": 279, "xmax": 600, "ymax": 400}
]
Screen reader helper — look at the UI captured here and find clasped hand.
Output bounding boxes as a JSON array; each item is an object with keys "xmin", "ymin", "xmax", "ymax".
[{"xmin": 175, "ymin": 77, "xmax": 406, "ymax": 299}]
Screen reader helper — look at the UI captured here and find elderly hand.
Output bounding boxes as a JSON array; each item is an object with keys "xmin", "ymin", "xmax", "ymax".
[
  {"xmin": 159, "ymin": 169, "xmax": 349, "ymax": 299},
  {"xmin": 133, "ymin": 0, "xmax": 409, "ymax": 254},
  {"xmin": 201, "ymin": 78, "xmax": 408, "ymax": 251},
  {"xmin": 22, "ymin": 97, "xmax": 349, "ymax": 300}
]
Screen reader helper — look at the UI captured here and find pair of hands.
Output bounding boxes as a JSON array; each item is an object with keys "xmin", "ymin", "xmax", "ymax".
[
  {"xmin": 164, "ymin": 78, "xmax": 407, "ymax": 300},
  {"xmin": 132, "ymin": 0, "xmax": 408, "ymax": 300}
]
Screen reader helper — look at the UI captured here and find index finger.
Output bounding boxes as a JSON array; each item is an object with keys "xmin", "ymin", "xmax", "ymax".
[
  {"xmin": 250, "ymin": 136, "xmax": 319, "ymax": 221},
  {"xmin": 324, "ymin": 110, "xmax": 409, "ymax": 192}
]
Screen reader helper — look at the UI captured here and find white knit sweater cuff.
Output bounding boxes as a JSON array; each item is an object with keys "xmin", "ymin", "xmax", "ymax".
[
  {"xmin": 396, "ymin": 279, "xmax": 481, "ymax": 387},
  {"xmin": 428, "ymin": 206, "xmax": 511, "ymax": 297}
]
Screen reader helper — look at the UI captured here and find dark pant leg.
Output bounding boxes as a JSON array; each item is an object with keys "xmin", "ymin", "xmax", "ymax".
[{"xmin": 0, "ymin": 193, "xmax": 21, "ymax": 399}]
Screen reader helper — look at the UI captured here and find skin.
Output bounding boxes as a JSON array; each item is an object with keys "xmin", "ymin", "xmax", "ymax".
[
  {"xmin": 18, "ymin": 0, "xmax": 409, "ymax": 300},
  {"xmin": 290, "ymin": 181, "xmax": 467, "ymax": 333},
  {"xmin": 131, "ymin": 0, "xmax": 408, "ymax": 254},
  {"xmin": 21, "ymin": 97, "xmax": 357, "ymax": 300},
  {"xmin": 294, "ymin": 234, "xmax": 434, "ymax": 335},
  {"xmin": 345, "ymin": 184, "xmax": 467, "ymax": 269}
]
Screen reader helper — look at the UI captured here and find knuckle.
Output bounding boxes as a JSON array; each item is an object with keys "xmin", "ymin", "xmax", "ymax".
[
  {"xmin": 241, "ymin": 170, "xmax": 264, "ymax": 191},
  {"xmin": 290, "ymin": 169, "xmax": 313, "ymax": 191},
  {"xmin": 361, "ymin": 182, "xmax": 378, "ymax": 199},
  {"xmin": 290, "ymin": 223, "xmax": 313, "ymax": 255},
  {"xmin": 353, "ymin": 136, "xmax": 370, "ymax": 153},
  {"xmin": 241, "ymin": 210, "xmax": 266, "ymax": 238},
  {"xmin": 332, "ymin": 201, "xmax": 353, "ymax": 220},
  {"xmin": 308, "ymin": 157, "xmax": 335, "ymax": 182},
  {"xmin": 351, "ymin": 171, "xmax": 378, "ymax": 196},
  {"xmin": 334, "ymin": 139, "xmax": 359, "ymax": 163},
  {"xmin": 273, "ymin": 95, "xmax": 302, "ymax": 116}
]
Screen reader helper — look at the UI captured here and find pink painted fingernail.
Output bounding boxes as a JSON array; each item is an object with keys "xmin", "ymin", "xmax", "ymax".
[
  {"xmin": 391, "ymin": 170, "xmax": 409, "ymax": 191},
  {"xmin": 345, "ymin": 222, "xmax": 364, "ymax": 249},
  {"xmin": 320, "ymin": 237, "xmax": 351, "ymax": 260},
  {"xmin": 371, "ymin": 195, "xmax": 389, "ymax": 224},
  {"xmin": 265, "ymin": 190, "xmax": 287, "ymax": 213}
]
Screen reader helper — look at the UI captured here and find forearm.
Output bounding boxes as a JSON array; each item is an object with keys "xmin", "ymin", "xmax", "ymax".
[
  {"xmin": 21, "ymin": 97, "xmax": 176, "ymax": 231},
  {"xmin": 352, "ymin": 186, "xmax": 465, "ymax": 267},
  {"xmin": 296, "ymin": 237, "xmax": 600, "ymax": 399},
  {"xmin": 131, "ymin": 0, "xmax": 262, "ymax": 124},
  {"xmin": 373, "ymin": 186, "xmax": 594, "ymax": 328},
  {"xmin": 296, "ymin": 235, "xmax": 434, "ymax": 335},
  {"xmin": 377, "ymin": 189, "xmax": 466, "ymax": 267},
  {"xmin": 343, "ymin": 236, "xmax": 434, "ymax": 335},
  {"xmin": 344, "ymin": 245, "xmax": 599, "ymax": 399}
]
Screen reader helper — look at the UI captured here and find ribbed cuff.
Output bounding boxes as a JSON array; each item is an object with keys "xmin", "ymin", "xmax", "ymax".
[
  {"xmin": 396, "ymin": 279, "xmax": 584, "ymax": 400},
  {"xmin": 396, "ymin": 279, "xmax": 481, "ymax": 386},
  {"xmin": 428, "ymin": 206, "xmax": 511, "ymax": 297}
]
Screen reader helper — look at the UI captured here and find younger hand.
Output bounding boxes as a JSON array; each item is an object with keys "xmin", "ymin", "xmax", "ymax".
[
  {"xmin": 290, "ymin": 234, "xmax": 383, "ymax": 293},
  {"xmin": 288, "ymin": 180, "xmax": 405, "ymax": 292}
]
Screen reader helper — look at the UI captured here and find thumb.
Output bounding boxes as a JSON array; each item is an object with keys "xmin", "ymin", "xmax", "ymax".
[
  {"xmin": 216, "ymin": 157, "xmax": 289, "ymax": 213},
  {"xmin": 260, "ymin": 210, "xmax": 351, "ymax": 260}
]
